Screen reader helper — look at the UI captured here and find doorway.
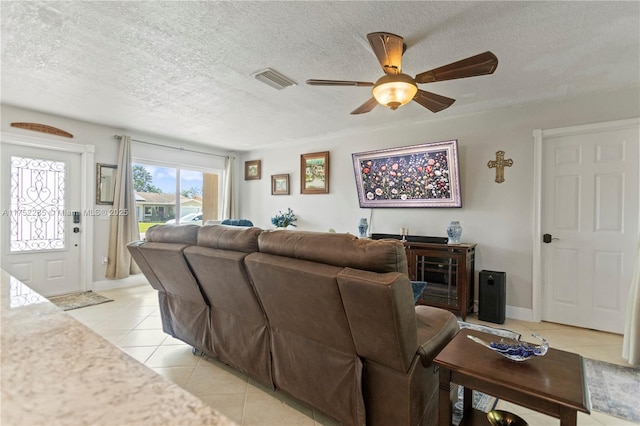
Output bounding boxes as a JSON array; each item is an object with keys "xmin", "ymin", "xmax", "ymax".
[
  {"xmin": 1, "ymin": 134, "xmax": 94, "ymax": 297},
  {"xmin": 533, "ymin": 119, "xmax": 639, "ymax": 333}
]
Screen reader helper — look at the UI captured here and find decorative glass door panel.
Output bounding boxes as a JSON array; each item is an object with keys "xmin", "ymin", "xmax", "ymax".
[
  {"xmin": 10, "ymin": 156, "xmax": 66, "ymax": 252},
  {"xmin": 1, "ymin": 143, "xmax": 81, "ymax": 297},
  {"xmin": 414, "ymin": 253, "xmax": 459, "ymax": 308},
  {"xmin": 405, "ymin": 242, "xmax": 475, "ymax": 320}
]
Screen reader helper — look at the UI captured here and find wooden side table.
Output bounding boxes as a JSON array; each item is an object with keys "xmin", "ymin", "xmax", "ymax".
[{"xmin": 434, "ymin": 329, "xmax": 590, "ymax": 426}]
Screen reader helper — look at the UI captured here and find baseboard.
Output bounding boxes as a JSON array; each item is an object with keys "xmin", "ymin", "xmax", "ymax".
[
  {"xmin": 473, "ymin": 300, "xmax": 535, "ymax": 323},
  {"xmin": 505, "ymin": 305, "xmax": 534, "ymax": 322},
  {"xmin": 93, "ymin": 274, "xmax": 149, "ymax": 292}
]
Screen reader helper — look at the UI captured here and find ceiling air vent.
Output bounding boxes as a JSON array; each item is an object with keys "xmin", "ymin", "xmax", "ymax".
[{"xmin": 253, "ymin": 68, "xmax": 297, "ymax": 90}]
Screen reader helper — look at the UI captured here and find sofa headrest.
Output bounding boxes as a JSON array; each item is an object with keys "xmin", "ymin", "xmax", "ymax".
[
  {"xmin": 145, "ymin": 224, "xmax": 199, "ymax": 245},
  {"xmin": 197, "ymin": 224, "xmax": 262, "ymax": 253},
  {"xmin": 257, "ymin": 230, "xmax": 407, "ymax": 274}
]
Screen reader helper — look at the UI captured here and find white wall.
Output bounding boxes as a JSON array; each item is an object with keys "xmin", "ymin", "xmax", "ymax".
[
  {"xmin": 238, "ymin": 86, "xmax": 640, "ymax": 317},
  {"xmin": 0, "ymin": 104, "xmax": 232, "ymax": 287}
]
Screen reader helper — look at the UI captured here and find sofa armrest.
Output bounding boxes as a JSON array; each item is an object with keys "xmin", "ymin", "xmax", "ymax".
[{"xmin": 415, "ymin": 306, "xmax": 459, "ymax": 367}]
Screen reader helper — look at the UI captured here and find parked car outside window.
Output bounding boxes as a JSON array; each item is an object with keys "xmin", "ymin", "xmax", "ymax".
[{"xmin": 165, "ymin": 212, "xmax": 202, "ymax": 225}]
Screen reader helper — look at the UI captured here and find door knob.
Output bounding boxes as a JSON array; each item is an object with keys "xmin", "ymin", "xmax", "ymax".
[{"xmin": 543, "ymin": 233, "xmax": 559, "ymax": 243}]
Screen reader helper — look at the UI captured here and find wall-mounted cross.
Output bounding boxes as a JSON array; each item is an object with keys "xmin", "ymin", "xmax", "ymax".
[{"xmin": 487, "ymin": 150, "xmax": 513, "ymax": 183}]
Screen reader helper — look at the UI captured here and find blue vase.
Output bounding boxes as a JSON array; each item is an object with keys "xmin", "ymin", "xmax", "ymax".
[
  {"xmin": 358, "ymin": 218, "xmax": 369, "ymax": 238},
  {"xmin": 447, "ymin": 221, "xmax": 462, "ymax": 244}
]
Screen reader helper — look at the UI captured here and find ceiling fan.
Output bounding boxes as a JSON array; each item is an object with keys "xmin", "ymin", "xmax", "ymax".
[{"xmin": 306, "ymin": 32, "xmax": 498, "ymax": 115}]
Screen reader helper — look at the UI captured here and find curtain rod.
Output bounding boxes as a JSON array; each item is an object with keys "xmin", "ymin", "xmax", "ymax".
[{"xmin": 113, "ymin": 135, "xmax": 230, "ymax": 160}]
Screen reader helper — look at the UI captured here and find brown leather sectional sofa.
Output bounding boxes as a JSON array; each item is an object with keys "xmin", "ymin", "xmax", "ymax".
[{"xmin": 127, "ymin": 224, "xmax": 459, "ymax": 426}]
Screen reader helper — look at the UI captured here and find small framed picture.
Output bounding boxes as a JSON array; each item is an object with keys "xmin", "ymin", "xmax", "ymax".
[
  {"xmin": 245, "ymin": 160, "xmax": 261, "ymax": 180},
  {"xmin": 301, "ymin": 151, "xmax": 329, "ymax": 194},
  {"xmin": 271, "ymin": 174, "xmax": 290, "ymax": 195}
]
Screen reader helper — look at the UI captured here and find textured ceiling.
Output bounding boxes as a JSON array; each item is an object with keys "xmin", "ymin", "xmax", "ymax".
[{"xmin": 2, "ymin": 1, "xmax": 639, "ymax": 151}]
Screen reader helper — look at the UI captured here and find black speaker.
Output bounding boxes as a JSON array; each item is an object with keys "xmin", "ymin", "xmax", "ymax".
[{"xmin": 478, "ymin": 270, "xmax": 506, "ymax": 324}]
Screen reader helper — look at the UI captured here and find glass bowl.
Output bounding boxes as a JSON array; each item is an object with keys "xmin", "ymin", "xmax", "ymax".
[{"xmin": 467, "ymin": 333, "xmax": 549, "ymax": 362}]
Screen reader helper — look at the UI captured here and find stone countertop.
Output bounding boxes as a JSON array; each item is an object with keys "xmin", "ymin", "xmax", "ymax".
[{"xmin": 0, "ymin": 270, "xmax": 235, "ymax": 426}]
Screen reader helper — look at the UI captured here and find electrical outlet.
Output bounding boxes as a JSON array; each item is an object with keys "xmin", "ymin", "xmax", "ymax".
[{"xmin": 101, "ymin": 256, "xmax": 108, "ymax": 264}]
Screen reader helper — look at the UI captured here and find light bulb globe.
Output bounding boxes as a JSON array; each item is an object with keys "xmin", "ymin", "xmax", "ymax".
[{"xmin": 372, "ymin": 74, "xmax": 418, "ymax": 110}]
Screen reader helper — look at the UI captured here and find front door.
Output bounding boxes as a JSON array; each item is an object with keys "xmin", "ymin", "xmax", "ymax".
[
  {"xmin": 541, "ymin": 121, "xmax": 639, "ymax": 333},
  {"xmin": 1, "ymin": 143, "xmax": 82, "ymax": 296}
]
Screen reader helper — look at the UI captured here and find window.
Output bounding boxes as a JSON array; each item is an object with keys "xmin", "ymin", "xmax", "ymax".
[
  {"xmin": 131, "ymin": 140, "xmax": 226, "ymax": 237},
  {"xmin": 9, "ymin": 156, "xmax": 66, "ymax": 251},
  {"xmin": 133, "ymin": 161, "xmax": 221, "ymax": 237}
]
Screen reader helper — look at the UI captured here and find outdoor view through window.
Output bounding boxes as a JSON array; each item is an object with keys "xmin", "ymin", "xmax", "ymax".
[{"xmin": 133, "ymin": 162, "xmax": 220, "ymax": 237}]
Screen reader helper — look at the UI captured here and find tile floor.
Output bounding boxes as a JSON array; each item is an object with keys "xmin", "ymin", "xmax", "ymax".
[{"xmin": 67, "ymin": 284, "xmax": 638, "ymax": 426}]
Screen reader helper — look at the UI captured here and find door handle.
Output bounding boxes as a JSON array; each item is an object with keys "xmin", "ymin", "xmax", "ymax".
[{"xmin": 543, "ymin": 233, "xmax": 559, "ymax": 243}]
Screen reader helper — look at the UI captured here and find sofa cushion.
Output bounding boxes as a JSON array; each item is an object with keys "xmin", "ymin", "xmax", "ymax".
[
  {"xmin": 184, "ymin": 244, "xmax": 272, "ymax": 387},
  {"xmin": 257, "ymin": 230, "xmax": 408, "ymax": 274},
  {"xmin": 245, "ymin": 252, "xmax": 365, "ymax": 425},
  {"xmin": 127, "ymin": 241, "xmax": 164, "ymax": 292},
  {"xmin": 145, "ymin": 224, "xmax": 199, "ymax": 244},
  {"xmin": 196, "ymin": 224, "xmax": 262, "ymax": 253},
  {"xmin": 137, "ymin": 242, "xmax": 207, "ymax": 305},
  {"xmin": 246, "ymin": 253, "xmax": 355, "ymax": 353},
  {"xmin": 338, "ymin": 267, "xmax": 418, "ymax": 373}
]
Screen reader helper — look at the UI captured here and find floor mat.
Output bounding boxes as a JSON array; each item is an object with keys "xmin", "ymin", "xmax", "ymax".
[{"xmin": 48, "ymin": 291, "xmax": 113, "ymax": 311}]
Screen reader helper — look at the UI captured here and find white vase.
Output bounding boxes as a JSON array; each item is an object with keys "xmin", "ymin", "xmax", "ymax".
[
  {"xmin": 357, "ymin": 218, "xmax": 368, "ymax": 238},
  {"xmin": 446, "ymin": 221, "xmax": 462, "ymax": 244}
]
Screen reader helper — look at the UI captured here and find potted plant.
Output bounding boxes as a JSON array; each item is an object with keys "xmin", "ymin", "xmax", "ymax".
[{"xmin": 271, "ymin": 208, "xmax": 297, "ymax": 228}]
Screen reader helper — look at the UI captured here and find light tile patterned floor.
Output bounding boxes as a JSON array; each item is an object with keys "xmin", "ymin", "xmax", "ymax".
[{"xmin": 68, "ymin": 284, "xmax": 638, "ymax": 426}]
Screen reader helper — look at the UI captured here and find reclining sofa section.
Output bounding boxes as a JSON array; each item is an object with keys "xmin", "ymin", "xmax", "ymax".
[{"xmin": 127, "ymin": 224, "xmax": 459, "ymax": 426}]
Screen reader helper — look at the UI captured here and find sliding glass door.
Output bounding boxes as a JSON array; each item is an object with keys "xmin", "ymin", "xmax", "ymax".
[{"xmin": 133, "ymin": 161, "xmax": 221, "ymax": 237}]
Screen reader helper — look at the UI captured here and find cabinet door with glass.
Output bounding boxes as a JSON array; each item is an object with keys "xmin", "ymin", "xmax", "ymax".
[{"xmin": 406, "ymin": 243, "xmax": 475, "ymax": 320}]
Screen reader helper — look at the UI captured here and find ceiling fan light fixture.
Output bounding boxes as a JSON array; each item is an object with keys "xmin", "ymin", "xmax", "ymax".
[{"xmin": 372, "ymin": 73, "xmax": 418, "ymax": 110}]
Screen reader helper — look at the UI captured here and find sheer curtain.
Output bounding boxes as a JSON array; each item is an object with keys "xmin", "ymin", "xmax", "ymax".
[
  {"xmin": 623, "ymin": 239, "xmax": 640, "ymax": 365},
  {"xmin": 106, "ymin": 135, "xmax": 141, "ymax": 279},
  {"xmin": 221, "ymin": 156, "xmax": 236, "ymax": 220}
]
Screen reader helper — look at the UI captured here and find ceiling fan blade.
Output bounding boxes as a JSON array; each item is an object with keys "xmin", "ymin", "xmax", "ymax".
[
  {"xmin": 367, "ymin": 32, "xmax": 404, "ymax": 75},
  {"xmin": 351, "ymin": 97, "xmax": 379, "ymax": 115},
  {"xmin": 415, "ymin": 51, "xmax": 498, "ymax": 84},
  {"xmin": 413, "ymin": 90, "xmax": 455, "ymax": 113},
  {"xmin": 306, "ymin": 79, "xmax": 373, "ymax": 87}
]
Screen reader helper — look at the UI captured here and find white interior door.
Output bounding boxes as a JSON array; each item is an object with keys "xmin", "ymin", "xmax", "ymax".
[
  {"xmin": 541, "ymin": 122, "xmax": 639, "ymax": 333},
  {"xmin": 1, "ymin": 143, "xmax": 82, "ymax": 296}
]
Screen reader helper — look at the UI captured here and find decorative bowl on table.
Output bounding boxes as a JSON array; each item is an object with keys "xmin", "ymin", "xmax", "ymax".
[{"xmin": 467, "ymin": 333, "xmax": 549, "ymax": 362}]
